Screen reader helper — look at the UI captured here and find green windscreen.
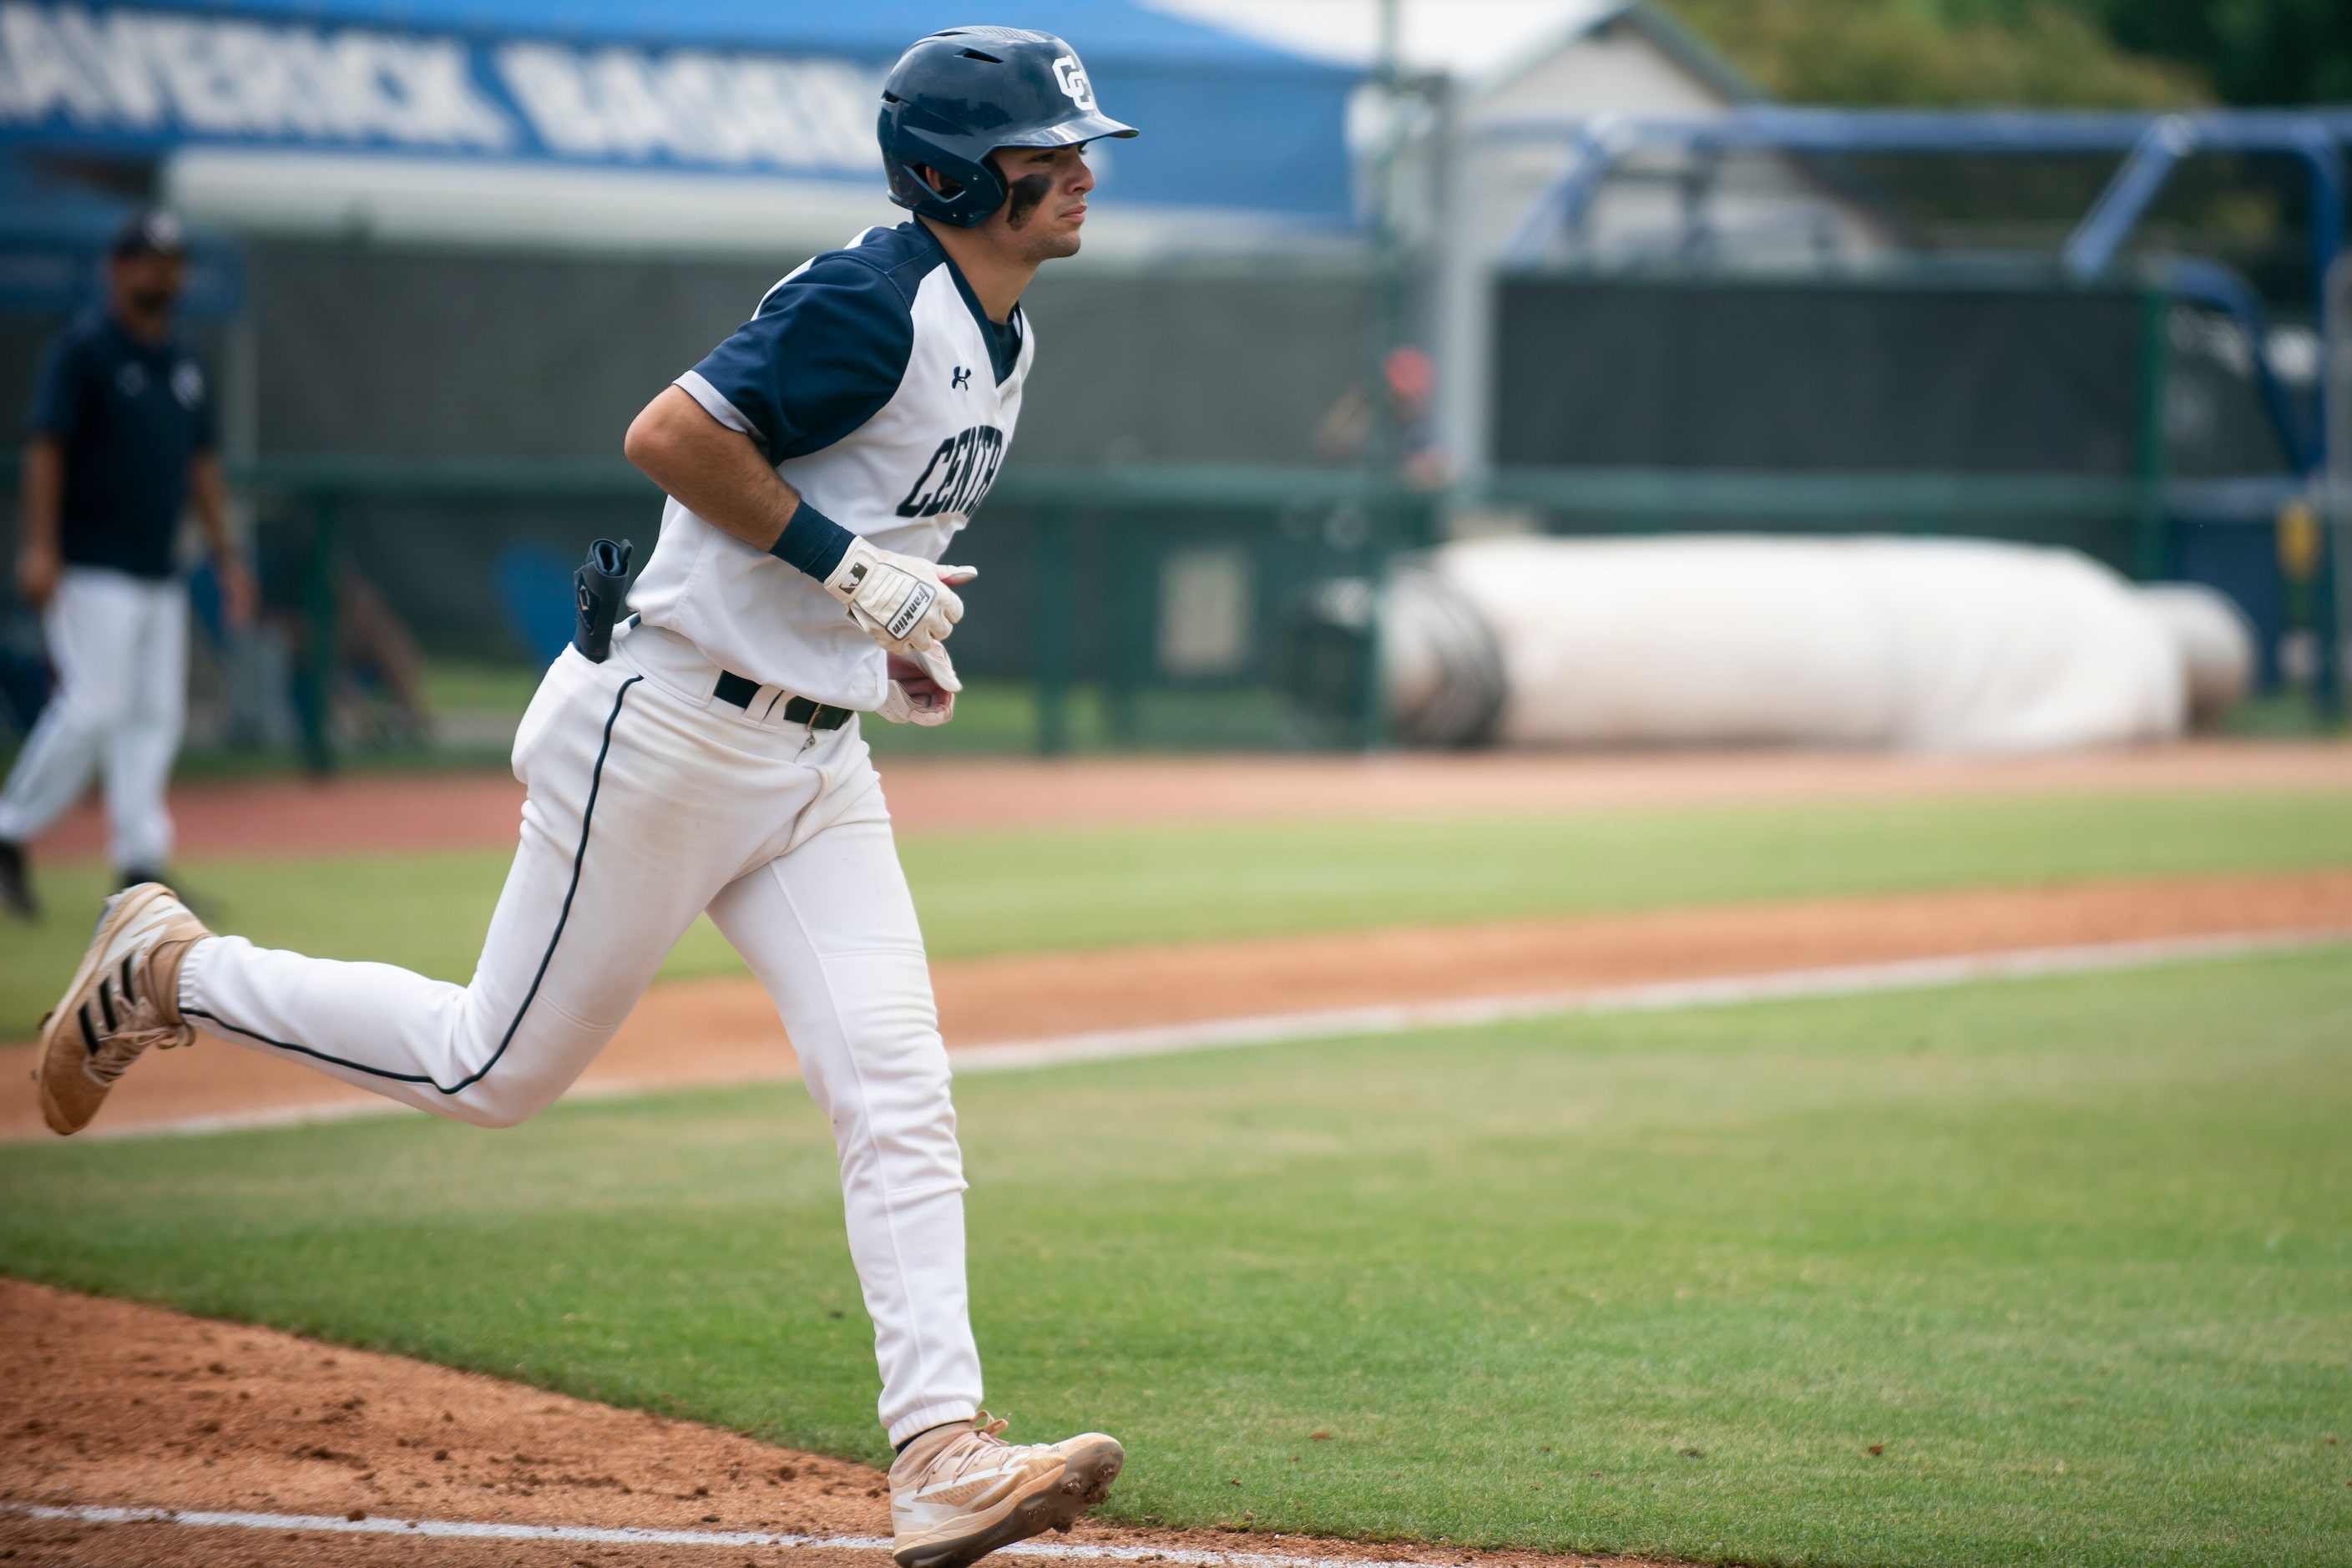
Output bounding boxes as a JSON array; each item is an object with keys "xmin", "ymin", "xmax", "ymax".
[{"xmin": 1494, "ymin": 276, "xmax": 2148, "ymax": 473}]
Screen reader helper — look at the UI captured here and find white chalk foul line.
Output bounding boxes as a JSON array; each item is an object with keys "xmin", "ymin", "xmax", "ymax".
[
  {"xmin": 947, "ymin": 924, "xmax": 2352, "ymax": 1072},
  {"xmin": 80, "ymin": 923, "xmax": 2352, "ymax": 1140},
  {"xmin": 0, "ymin": 1501, "xmax": 1408, "ymax": 1566},
  {"xmin": 94, "ymin": 1098, "xmax": 424, "ymax": 1139}
]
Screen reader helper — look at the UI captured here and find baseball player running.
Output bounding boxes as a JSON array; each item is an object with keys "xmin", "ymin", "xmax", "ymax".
[{"xmin": 34, "ymin": 30, "xmax": 1131, "ymax": 1568}]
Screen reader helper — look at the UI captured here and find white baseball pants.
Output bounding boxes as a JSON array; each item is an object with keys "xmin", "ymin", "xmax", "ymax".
[
  {"xmin": 176, "ymin": 623, "xmax": 982, "ymax": 1444},
  {"xmin": 0, "ymin": 566, "xmax": 187, "ymax": 872}
]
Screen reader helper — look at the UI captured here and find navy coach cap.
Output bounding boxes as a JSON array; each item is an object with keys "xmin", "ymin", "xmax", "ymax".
[{"xmin": 109, "ymin": 209, "xmax": 189, "ymax": 260}]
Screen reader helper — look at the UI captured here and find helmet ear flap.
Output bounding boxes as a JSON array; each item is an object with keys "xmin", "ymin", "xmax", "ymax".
[{"xmin": 881, "ymin": 128, "xmax": 1009, "ymax": 228}]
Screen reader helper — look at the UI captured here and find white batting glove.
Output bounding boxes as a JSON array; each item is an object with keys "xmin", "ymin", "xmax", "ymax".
[
  {"xmin": 880, "ymin": 678, "xmax": 957, "ymax": 726},
  {"xmin": 821, "ymin": 539, "xmax": 977, "ymax": 690}
]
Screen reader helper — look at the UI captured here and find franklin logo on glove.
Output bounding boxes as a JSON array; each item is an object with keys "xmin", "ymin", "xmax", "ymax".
[
  {"xmin": 818, "ymin": 534, "xmax": 974, "ymax": 691},
  {"xmin": 885, "ymin": 582, "xmax": 938, "ymax": 641}
]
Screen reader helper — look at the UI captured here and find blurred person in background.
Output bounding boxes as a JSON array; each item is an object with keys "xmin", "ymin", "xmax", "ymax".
[{"xmin": 0, "ymin": 210, "xmax": 255, "ymax": 918}]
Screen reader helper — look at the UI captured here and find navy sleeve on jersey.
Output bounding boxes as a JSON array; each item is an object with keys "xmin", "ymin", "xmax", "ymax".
[
  {"xmin": 24, "ymin": 329, "xmax": 90, "ymax": 442},
  {"xmin": 681, "ymin": 255, "xmax": 915, "ymax": 462}
]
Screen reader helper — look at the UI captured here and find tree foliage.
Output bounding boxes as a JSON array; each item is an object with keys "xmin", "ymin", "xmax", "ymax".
[
  {"xmin": 1664, "ymin": 0, "xmax": 2352, "ymax": 109},
  {"xmin": 1660, "ymin": 0, "xmax": 2204, "ymax": 109},
  {"xmin": 2067, "ymin": 0, "xmax": 2352, "ymax": 105}
]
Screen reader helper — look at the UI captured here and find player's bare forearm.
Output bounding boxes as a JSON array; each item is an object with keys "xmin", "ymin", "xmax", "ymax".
[
  {"xmin": 190, "ymin": 453, "xmax": 232, "ymax": 557},
  {"xmin": 19, "ymin": 438, "xmax": 62, "ymax": 556},
  {"xmin": 624, "ymin": 386, "xmax": 810, "ymax": 553},
  {"xmin": 17, "ymin": 438, "xmax": 63, "ymax": 609},
  {"xmin": 190, "ymin": 452, "xmax": 255, "ymax": 626}
]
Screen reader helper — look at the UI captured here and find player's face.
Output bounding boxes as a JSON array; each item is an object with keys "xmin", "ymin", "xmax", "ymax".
[
  {"xmin": 985, "ymin": 144, "xmax": 1095, "ymax": 262},
  {"xmin": 109, "ymin": 253, "xmax": 185, "ymax": 325}
]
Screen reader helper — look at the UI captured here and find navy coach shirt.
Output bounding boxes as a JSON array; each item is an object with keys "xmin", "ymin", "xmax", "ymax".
[{"xmin": 25, "ymin": 310, "xmax": 216, "ymax": 581}]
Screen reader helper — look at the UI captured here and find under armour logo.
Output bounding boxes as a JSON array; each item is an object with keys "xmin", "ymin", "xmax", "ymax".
[{"xmin": 952, "ymin": 366, "xmax": 972, "ymax": 390}]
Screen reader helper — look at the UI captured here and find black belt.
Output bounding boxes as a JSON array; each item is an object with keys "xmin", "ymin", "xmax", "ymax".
[{"xmin": 713, "ymin": 670, "xmax": 852, "ymax": 729}]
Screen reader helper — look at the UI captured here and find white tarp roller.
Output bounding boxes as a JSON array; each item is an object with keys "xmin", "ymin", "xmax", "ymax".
[{"xmin": 1382, "ymin": 535, "xmax": 2252, "ymax": 752}]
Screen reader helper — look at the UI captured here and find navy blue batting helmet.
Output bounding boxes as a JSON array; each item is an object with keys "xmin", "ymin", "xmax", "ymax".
[{"xmin": 878, "ymin": 27, "xmax": 1138, "ymax": 229}]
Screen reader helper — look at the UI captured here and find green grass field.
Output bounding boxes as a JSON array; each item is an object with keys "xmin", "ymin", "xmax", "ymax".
[
  {"xmin": 6, "ymin": 787, "xmax": 2349, "ymax": 1039},
  {"xmin": 3, "ymin": 950, "xmax": 2346, "ymax": 1565}
]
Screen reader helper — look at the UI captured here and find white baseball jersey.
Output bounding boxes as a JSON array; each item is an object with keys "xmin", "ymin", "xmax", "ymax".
[{"xmin": 632, "ymin": 221, "xmax": 1034, "ymax": 709}]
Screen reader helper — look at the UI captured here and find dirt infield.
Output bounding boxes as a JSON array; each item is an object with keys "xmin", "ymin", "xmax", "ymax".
[
  {"xmin": 25, "ymin": 741, "xmax": 2352, "ymax": 862},
  {"xmin": 4, "ymin": 867, "xmax": 2346, "ymax": 1142},
  {"xmin": 0, "ymin": 1279, "xmax": 1682, "ymax": 1568}
]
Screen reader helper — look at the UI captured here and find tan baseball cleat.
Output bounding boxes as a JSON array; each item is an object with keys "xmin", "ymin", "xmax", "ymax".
[
  {"xmin": 37, "ymin": 883, "xmax": 210, "ymax": 1136},
  {"xmin": 888, "ymin": 1412, "xmax": 1124, "ymax": 1568}
]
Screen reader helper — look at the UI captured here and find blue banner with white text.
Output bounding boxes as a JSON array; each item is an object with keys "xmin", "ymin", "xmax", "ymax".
[{"xmin": 0, "ymin": 1, "xmax": 1356, "ymax": 220}]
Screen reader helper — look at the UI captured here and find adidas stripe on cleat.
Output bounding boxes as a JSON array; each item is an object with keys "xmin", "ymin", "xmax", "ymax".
[{"xmin": 36, "ymin": 883, "xmax": 210, "ymax": 1136}]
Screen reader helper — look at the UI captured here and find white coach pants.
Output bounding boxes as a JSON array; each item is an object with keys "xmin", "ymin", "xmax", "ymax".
[
  {"xmin": 178, "ymin": 624, "xmax": 982, "ymax": 1444},
  {"xmin": 0, "ymin": 567, "xmax": 187, "ymax": 871}
]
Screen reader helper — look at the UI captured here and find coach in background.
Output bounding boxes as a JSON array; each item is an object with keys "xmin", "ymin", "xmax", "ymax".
[{"xmin": 0, "ymin": 210, "xmax": 254, "ymax": 918}]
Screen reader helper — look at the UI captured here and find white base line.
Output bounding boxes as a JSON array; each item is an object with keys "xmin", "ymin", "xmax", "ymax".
[
  {"xmin": 948, "ymin": 924, "xmax": 2352, "ymax": 1072},
  {"xmin": 0, "ymin": 1501, "xmax": 1409, "ymax": 1565},
  {"xmin": 88, "ymin": 924, "xmax": 2352, "ymax": 1140},
  {"xmin": 98, "ymin": 1099, "xmax": 427, "ymax": 1139}
]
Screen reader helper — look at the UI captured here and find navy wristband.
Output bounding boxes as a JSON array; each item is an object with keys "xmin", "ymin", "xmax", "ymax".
[{"xmin": 768, "ymin": 500, "xmax": 857, "ymax": 581}]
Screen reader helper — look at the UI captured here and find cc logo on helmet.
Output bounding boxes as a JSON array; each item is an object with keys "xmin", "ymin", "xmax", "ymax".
[{"xmin": 1052, "ymin": 54, "xmax": 1095, "ymax": 110}]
